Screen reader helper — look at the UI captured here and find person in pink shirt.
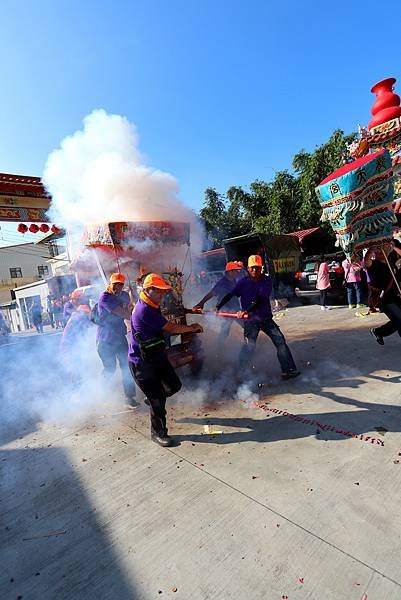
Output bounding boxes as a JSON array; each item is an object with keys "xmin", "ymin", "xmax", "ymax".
[
  {"xmin": 316, "ymin": 260, "xmax": 331, "ymax": 310},
  {"xmin": 342, "ymin": 258, "xmax": 363, "ymax": 308}
]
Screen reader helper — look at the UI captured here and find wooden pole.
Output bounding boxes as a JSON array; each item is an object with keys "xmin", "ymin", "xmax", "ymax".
[{"xmin": 381, "ymin": 248, "xmax": 401, "ymax": 296}]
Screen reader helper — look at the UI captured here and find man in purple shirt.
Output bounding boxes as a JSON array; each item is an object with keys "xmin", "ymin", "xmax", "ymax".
[
  {"xmin": 193, "ymin": 261, "xmax": 245, "ymax": 343},
  {"xmin": 97, "ymin": 272, "xmax": 137, "ymax": 405},
  {"xmin": 129, "ymin": 273, "xmax": 203, "ymax": 447},
  {"xmin": 216, "ymin": 255, "xmax": 299, "ymax": 380}
]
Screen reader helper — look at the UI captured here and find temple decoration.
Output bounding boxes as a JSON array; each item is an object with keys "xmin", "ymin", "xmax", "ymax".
[
  {"xmin": 347, "ymin": 77, "xmax": 401, "ymax": 209},
  {"xmin": 318, "ymin": 77, "xmax": 401, "ymax": 256},
  {"xmin": 316, "ymin": 150, "xmax": 395, "ymax": 258}
]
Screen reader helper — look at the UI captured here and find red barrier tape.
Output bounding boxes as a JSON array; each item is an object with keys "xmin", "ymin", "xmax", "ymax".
[{"xmin": 258, "ymin": 404, "xmax": 384, "ymax": 447}]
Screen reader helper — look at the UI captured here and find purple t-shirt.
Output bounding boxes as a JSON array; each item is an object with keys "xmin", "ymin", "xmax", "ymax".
[
  {"xmin": 232, "ymin": 274, "xmax": 273, "ymax": 320},
  {"xmin": 128, "ymin": 299, "xmax": 167, "ymax": 365},
  {"xmin": 212, "ymin": 275, "xmax": 241, "ymax": 311},
  {"xmin": 97, "ymin": 290, "xmax": 129, "ymax": 343}
]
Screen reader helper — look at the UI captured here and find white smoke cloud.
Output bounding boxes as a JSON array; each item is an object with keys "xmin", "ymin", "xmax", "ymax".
[{"xmin": 43, "ymin": 109, "xmax": 202, "ymax": 252}]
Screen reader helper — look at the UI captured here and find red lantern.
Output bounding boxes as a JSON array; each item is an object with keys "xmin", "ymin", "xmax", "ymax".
[
  {"xmin": 17, "ymin": 223, "xmax": 28, "ymax": 233},
  {"xmin": 39, "ymin": 223, "xmax": 50, "ymax": 233},
  {"xmin": 29, "ymin": 224, "xmax": 39, "ymax": 233},
  {"xmin": 51, "ymin": 225, "xmax": 61, "ymax": 234}
]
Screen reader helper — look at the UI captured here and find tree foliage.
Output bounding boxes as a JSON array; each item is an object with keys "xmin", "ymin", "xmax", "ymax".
[{"xmin": 200, "ymin": 129, "xmax": 356, "ymax": 247}]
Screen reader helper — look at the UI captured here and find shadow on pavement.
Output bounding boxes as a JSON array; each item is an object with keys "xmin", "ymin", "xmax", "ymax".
[
  {"xmin": 175, "ymin": 323, "xmax": 401, "ymax": 446},
  {"xmin": 0, "ymin": 446, "xmax": 139, "ymax": 600}
]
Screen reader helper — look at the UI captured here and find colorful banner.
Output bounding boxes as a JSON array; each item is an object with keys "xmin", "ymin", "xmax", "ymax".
[{"xmin": 316, "ymin": 150, "xmax": 395, "ymax": 258}]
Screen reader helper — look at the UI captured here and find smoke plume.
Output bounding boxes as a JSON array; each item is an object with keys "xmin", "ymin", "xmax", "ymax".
[{"xmin": 43, "ymin": 109, "xmax": 202, "ymax": 252}]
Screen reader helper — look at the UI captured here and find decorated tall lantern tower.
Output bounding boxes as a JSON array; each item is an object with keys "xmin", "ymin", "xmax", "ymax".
[{"xmin": 349, "ymin": 77, "xmax": 401, "ymax": 207}]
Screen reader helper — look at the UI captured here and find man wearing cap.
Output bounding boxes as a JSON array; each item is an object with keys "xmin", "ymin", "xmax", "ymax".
[
  {"xmin": 216, "ymin": 255, "xmax": 299, "ymax": 380},
  {"xmin": 129, "ymin": 273, "xmax": 203, "ymax": 447},
  {"xmin": 193, "ymin": 261, "xmax": 245, "ymax": 343},
  {"xmin": 97, "ymin": 273, "xmax": 137, "ymax": 405}
]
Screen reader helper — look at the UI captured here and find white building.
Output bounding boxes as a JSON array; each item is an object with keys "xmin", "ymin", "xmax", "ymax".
[
  {"xmin": 0, "ymin": 234, "xmax": 74, "ymax": 332},
  {"xmin": 0, "ymin": 242, "xmax": 53, "ymax": 304}
]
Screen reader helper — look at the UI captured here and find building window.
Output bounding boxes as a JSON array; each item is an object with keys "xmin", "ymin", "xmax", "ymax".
[
  {"xmin": 38, "ymin": 265, "xmax": 49, "ymax": 277},
  {"xmin": 10, "ymin": 267, "xmax": 22, "ymax": 278}
]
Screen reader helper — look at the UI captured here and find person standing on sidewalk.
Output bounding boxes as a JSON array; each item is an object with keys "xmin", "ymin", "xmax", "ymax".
[
  {"xmin": 316, "ymin": 259, "xmax": 331, "ymax": 311},
  {"xmin": 97, "ymin": 273, "xmax": 137, "ymax": 405},
  {"xmin": 31, "ymin": 299, "xmax": 44, "ymax": 334},
  {"xmin": 129, "ymin": 273, "xmax": 203, "ymax": 447},
  {"xmin": 216, "ymin": 255, "xmax": 299, "ymax": 380},
  {"xmin": 342, "ymin": 257, "xmax": 363, "ymax": 309}
]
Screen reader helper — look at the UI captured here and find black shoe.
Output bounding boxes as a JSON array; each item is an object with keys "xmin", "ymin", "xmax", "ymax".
[
  {"xmin": 127, "ymin": 398, "xmax": 140, "ymax": 408},
  {"xmin": 282, "ymin": 370, "xmax": 300, "ymax": 380},
  {"xmin": 151, "ymin": 434, "xmax": 173, "ymax": 447},
  {"xmin": 371, "ymin": 328, "xmax": 384, "ymax": 346}
]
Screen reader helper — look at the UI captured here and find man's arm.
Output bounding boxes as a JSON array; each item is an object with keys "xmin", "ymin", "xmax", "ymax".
[
  {"xmin": 111, "ymin": 306, "xmax": 132, "ymax": 319},
  {"xmin": 245, "ymin": 297, "xmax": 262, "ymax": 314},
  {"xmin": 193, "ymin": 290, "xmax": 215, "ymax": 310}
]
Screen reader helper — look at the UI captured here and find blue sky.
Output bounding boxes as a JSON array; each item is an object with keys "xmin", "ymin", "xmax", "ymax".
[{"xmin": 1, "ymin": 0, "xmax": 401, "ymax": 245}]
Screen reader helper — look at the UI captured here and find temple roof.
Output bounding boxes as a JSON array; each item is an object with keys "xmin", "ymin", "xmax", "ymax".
[{"xmin": 0, "ymin": 173, "xmax": 50, "ymax": 198}]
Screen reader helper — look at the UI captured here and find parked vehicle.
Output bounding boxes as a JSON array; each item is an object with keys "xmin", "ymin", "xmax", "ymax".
[{"xmin": 294, "ymin": 253, "xmax": 346, "ymax": 304}]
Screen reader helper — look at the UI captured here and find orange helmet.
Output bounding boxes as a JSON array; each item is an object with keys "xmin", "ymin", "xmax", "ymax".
[
  {"xmin": 225, "ymin": 261, "xmax": 243, "ymax": 271},
  {"xmin": 142, "ymin": 273, "xmax": 172, "ymax": 290},
  {"xmin": 248, "ymin": 255, "xmax": 263, "ymax": 268},
  {"xmin": 110, "ymin": 273, "xmax": 125, "ymax": 285}
]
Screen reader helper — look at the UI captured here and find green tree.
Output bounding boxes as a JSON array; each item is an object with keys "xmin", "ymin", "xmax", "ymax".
[
  {"xmin": 199, "ymin": 187, "xmax": 229, "ymax": 247},
  {"xmin": 293, "ymin": 129, "xmax": 356, "ymax": 228},
  {"xmin": 246, "ymin": 171, "xmax": 301, "ymax": 235},
  {"xmin": 200, "ymin": 129, "xmax": 357, "ymax": 245}
]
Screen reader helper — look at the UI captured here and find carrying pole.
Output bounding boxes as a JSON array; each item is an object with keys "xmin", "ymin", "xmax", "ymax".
[
  {"xmin": 186, "ymin": 308, "xmax": 249, "ymax": 320},
  {"xmin": 381, "ymin": 248, "xmax": 401, "ymax": 296},
  {"xmin": 92, "ymin": 248, "xmax": 108, "ymax": 286}
]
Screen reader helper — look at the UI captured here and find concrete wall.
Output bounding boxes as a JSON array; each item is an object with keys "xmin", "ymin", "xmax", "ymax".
[{"xmin": 0, "ymin": 242, "xmax": 52, "ymax": 303}]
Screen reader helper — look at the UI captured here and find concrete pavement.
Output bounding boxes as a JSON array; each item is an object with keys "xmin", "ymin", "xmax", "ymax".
[{"xmin": 1, "ymin": 304, "xmax": 401, "ymax": 599}]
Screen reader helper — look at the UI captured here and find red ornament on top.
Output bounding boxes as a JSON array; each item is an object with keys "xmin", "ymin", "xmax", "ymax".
[
  {"xmin": 29, "ymin": 224, "xmax": 39, "ymax": 233},
  {"xmin": 368, "ymin": 77, "xmax": 401, "ymax": 130}
]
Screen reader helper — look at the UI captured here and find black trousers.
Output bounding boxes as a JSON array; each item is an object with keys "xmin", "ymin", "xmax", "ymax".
[
  {"xmin": 376, "ymin": 301, "xmax": 401, "ymax": 338},
  {"xmin": 320, "ymin": 289, "xmax": 328, "ymax": 306},
  {"xmin": 129, "ymin": 355, "xmax": 182, "ymax": 436},
  {"xmin": 97, "ymin": 336, "xmax": 136, "ymax": 399}
]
